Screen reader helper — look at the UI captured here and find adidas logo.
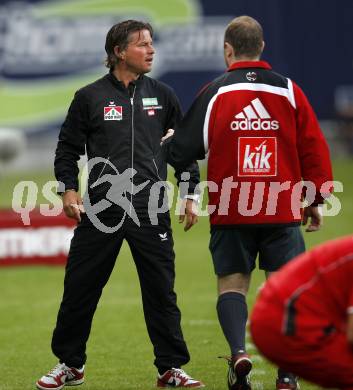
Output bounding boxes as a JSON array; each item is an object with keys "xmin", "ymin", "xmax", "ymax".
[{"xmin": 230, "ymin": 98, "xmax": 279, "ymax": 131}]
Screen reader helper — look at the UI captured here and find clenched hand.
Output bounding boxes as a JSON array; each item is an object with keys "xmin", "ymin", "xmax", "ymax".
[
  {"xmin": 62, "ymin": 190, "xmax": 85, "ymax": 222},
  {"xmin": 179, "ymin": 199, "xmax": 198, "ymax": 231},
  {"xmin": 302, "ymin": 205, "xmax": 322, "ymax": 232}
]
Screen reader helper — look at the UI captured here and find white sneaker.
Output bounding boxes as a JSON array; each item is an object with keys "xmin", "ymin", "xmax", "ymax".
[
  {"xmin": 157, "ymin": 368, "xmax": 205, "ymax": 388},
  {"xmin": 36, "ymin": 362, "xmax": 85, "ymax": 390}
]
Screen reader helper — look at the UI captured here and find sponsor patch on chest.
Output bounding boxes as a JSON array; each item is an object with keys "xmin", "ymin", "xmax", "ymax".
[
  {"xmin": 238, "ymin": 137, "xmax": 277, "ymax": 176},
  {"xmin": 142, "ymin": 97, "xmax": 163, "ymax": 113},
  {"xmin": 104, "ymin": 102, "xmax": 122, "ymax": 121}
]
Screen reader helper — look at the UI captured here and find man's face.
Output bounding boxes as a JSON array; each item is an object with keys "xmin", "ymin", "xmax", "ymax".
[{"xmin": 121, "ymin": 29, "xmax": 155, "ymax": 74}]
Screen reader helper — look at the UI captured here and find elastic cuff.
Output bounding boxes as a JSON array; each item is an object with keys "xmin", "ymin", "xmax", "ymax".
[
  {"xmin": 157, "ymin": 367, "xmax": 173, "ymax": 375},
  {"xmin": 59, "ymin": 188, "xmax": 77, "ymax": 196},
  {"xmin": 183, "ymin": 194, "xmax": 200, "ymax": 203}
]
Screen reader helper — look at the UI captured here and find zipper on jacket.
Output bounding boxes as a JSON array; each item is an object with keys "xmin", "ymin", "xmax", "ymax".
[
  {"xmin": 152, "ymin": 158, "xmax": 162, "ymax": 181},
  {"xmin": 129, "ymin": 85, "xmax": 136, "ymax": 216}
]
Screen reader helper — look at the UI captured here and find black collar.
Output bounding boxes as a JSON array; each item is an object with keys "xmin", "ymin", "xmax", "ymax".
[{"xmin": 107, "ymin": 72, "xmax": 144, "ymax": 90}]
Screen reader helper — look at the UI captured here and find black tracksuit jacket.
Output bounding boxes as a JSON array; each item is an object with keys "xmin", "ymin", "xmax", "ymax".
[
  {"xmin": 54, "ymin": 72, "xmax": 200, "ymax": 212},
  {"xmin": 52, "ymin": 74, "xmax": 196, "ymax": 369}
]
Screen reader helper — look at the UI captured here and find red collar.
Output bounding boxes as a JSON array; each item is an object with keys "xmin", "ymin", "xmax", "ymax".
[{"xmin": 227, "ymin": 61, "xmax": 272, "ymax": 72}]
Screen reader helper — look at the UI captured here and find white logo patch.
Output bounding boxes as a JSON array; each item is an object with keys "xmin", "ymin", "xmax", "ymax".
[
  {"xmin": 159, "ymin": 232, "xmax": 168, "ymax": 241},
  {"xmin": 246, "ymin": 71, "xmax": 257, "ymax": 81},
  {"xmin": 142, "ymin": 97, "xmax": 163, "ymax": 112},
  {"xmin": 143, "ymin": 97, "xmax": 158, "ymax": 106}
]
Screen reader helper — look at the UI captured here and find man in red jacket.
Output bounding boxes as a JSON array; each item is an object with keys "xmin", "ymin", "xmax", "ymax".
[
  {"xmin": 164, "ymin": 15, "xmax": 333, "ymax": 390},
  {"xmin": 251, "ymin": 235, "xmax": 353, "ymax": 390}
]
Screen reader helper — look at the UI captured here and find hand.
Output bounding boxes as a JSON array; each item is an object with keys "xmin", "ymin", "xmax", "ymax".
[
  {"xmin": 302, "ymin": 205, "xmax": 322, "ymax": 232},
  {"xmin": 179, "ymin": 199, "xmax": 198, "ymax": 231},
  {"xmin": 160, "ymin": 128, "xmax": 175, "ymax": 145},
  {"xmin": 62, "ymin": 190, "xmax": 85, "ymax": 222}
]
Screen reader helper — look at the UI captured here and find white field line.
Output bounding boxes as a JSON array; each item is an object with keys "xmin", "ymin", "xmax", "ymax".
[{"xmin": 188, "ymin": 319, "xmax": 219, "ymax": 325}]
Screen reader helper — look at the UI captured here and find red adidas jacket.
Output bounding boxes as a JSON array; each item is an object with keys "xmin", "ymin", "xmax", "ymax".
[{"xmin": 166, "ymin": 61, "xmax": 333, "ymax": 226}]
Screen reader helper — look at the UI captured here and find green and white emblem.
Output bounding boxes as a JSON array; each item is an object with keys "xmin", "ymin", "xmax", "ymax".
[{"xmin": 142, "ymin": 97, "xmax": 159, "ymax": 106}]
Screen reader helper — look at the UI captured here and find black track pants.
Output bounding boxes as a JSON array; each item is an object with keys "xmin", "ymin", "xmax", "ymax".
[{"xmin": 51, "ymin": 212, "xmax": 190, "ymax": 370}]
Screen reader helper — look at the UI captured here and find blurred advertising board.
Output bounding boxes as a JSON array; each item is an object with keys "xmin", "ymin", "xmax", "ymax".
[
  {"xmin": 1, "ymin": 0, "xmax": 350, "ymax": 136},
  {"xmin": 0, "ymin": 209, "xmax": 75, "ymax": 266}
]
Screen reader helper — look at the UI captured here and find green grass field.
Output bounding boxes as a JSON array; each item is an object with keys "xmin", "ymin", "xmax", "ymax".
[{"xmin": 1, "ymin": 160, "xmax": 352, "ymax": 390}]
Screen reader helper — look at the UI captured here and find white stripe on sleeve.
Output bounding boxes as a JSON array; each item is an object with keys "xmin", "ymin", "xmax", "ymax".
[
  {"xmin": 287, "ymin": 78, "xmax": 296, "ymax": 109},
  {"xmin": 203, "ymin": 94, "xmax": 218, "ymax": 153},
  {"xmin": 217, "ymin": 83, "xmax": 296, "ymax": 108}
]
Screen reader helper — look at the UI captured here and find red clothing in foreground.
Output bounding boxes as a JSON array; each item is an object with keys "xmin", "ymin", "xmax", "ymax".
[{"xmin": 251, "ymin": 235, "xmax": 353, "ymax": 389}]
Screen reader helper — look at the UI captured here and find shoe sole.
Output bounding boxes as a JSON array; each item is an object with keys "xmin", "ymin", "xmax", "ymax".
[
  {"xmin": 36, "ymin": 383, "xmax": 64, "ymax": 390},
  {"xmin": 35, "ymin": 378, "xmax": 84, "ymax": 390},
  {"xmin": 228, "ymin": 357, "xmax": 252, "ymax": 390},
  {"xmin": 276, "ymin": 379, "xmax": 300, "ymax": 390},
  {"xmin": 66, "ymin": 378, "xmax": 85, "ymax": 386},
  {"xmin": 157, "ymin": 384, "xmax": 205, "ymax": 388},
  {"xmin": 234, "ymin": 357, "xmax": 252, "ymax": 377}
]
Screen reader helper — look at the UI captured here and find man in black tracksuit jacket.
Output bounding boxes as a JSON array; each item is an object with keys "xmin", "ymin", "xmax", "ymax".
[{"xmin": 36, "ymin": 20, "xmax": 203, "ymax": 390}]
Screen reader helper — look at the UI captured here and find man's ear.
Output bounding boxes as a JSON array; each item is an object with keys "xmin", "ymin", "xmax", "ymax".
[
  {"xmin": 114, "ymin": 46, "xmax": 125, "ymax": 60},
  {"xmin": 261, "ymin": 40, "xmax": 265, "ymax": 53},
  {"xmin": 224, "ymin": 42, "xmax": 234, "ymax": 67}
]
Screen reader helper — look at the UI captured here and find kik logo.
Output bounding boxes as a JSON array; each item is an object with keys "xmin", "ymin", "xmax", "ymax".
[
  {"xmin": 238, "ymin": 137, "xmax": 277, "ymax": 176},
  {"xmin": 243, "ymin": 140, "xmax": 271, "ymax": 169}
]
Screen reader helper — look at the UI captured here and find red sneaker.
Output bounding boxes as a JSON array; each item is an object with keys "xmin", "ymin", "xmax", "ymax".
[
  {"xmin": 36, "ymin": 363, "xmax": 84, "ymax": 390},
  {"xmin": 157, "ymin": 368, "xmax": 205, "ymax": 388}
]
